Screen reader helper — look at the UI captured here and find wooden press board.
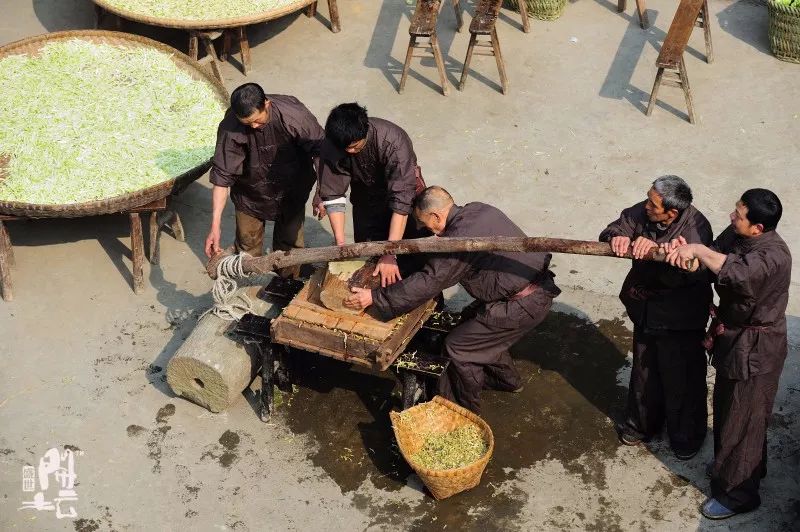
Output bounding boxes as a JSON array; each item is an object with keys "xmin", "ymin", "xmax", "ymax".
[{"xmin": 271, "ymin": 268, "xmax": 436, "ymax": 371}]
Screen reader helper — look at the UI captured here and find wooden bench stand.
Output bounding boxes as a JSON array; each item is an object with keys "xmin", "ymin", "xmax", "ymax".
[
  {"xmin": 400, "ymin": 0, "xmax": 450, "ymax": 96},
  {"xmin": 646, "ymin": 0, "xmax": 713, "ymax": 124},
  {"xmin": 459, "ymin": 0, "xmax": 508, "ymax": 94},
  {"xmin": 0, "ymin": 197, "xmax": 184, "ymax": 301}
]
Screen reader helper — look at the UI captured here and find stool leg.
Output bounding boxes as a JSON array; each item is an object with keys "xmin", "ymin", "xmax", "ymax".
[
  {"xmin": 166, "ymin": 210, "xmax": 185, "ymax": 242},
  {"xmin": 0, "ymin": 221, "xmax": 13, "ymax": 302},
  {"xmin": 635, "ymin": 0, "xmax": 649, "ymax": 29},
  {"xmin": 459, "ymin": 33, "xmax": 477, "ymax": 91},
  {"xmin": 702, "ymin": 0, "xmax": 713, "ymax": 63},
  {"xmin": 0, "ymin": 221, "xmax": 13, "ymax": 267},
  {"xmin": 646, "ymin": 67, "xmax": 664, "ymax": 116},
  {"xmin": 306, "ymin": 1, "xmax": 318, "ymax": 17},
  {"xmin": 327, "ymin": 0, "xmax": 341, "ymax": 33},
  {"xmin": 238, "ymin": 27, "xmax": 251, "ymax": 76},
  {"xmin": 399, "ymin": 36, "xmax": 416, "ymax": 94},
  {"xmin": 452, "ymin": 0, "xmax": 464, "ymax": 32},
  {"xmin": 492, "ymin": 28, "xmax": 509, "ymax": 94},
  {"xmin": 188, "ymin": 31, "xmax": 199, "ymax": 61},
  {"xmin": 130, "ymin": 213, "xmax": 145, "ymax": 294},
  {"xmin": 679, "ymin": 58, "xmax": 696, "ymax": 124},
  {"xmin": 431, "ymin": 35, "xmax": 450, "ymax": 96},
  {"xmin": 149, "ymin": 212, "xmax": 160, "ymax": 266},
  {"xmin": 518, "ymin": 0, "xmax": 530, "ymax": 33},
  {"xmin": 617, "ymin": 0, "xmax": 627, "ymax": 13}
]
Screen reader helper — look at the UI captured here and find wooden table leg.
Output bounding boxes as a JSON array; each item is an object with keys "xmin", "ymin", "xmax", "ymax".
[
  {"xmin": 188, "ymin": 31, "xmax": 199, "ymax": 60},
  {"xmin": 202, "ymin": 34, "xmax": 223, "ymax": 81},
  {"xmin": 306, "ymin": 1, "xmax": 318, "ymax": 17},
  {"xmin": 130, "ymin": 212, "xmax": 145, "ymax": 294},
  {"xmin": 149, "ymin": 212, "xmax": 160, "ymax": 265},
  {"xmin": 399, "ymin": 36, "xmax": 416, "ymax": 94},
  {"xmin": 327, "ymin": 0, "xmax": 341, "ymax": 33},
  {"xmin": 492, "ymin": 28, "xmax": 509, "ymax": 94},
  {"xmin": 94, "ymin": 5, "xmax": 104, "ymax": 28},
  {"xmin": 237, "ymin": 27, "xmax": 251, "ymax": 76},
  {"xmin": 617, "ymin": 0, "xmax": 627, "ymax": 13},
  {"xmin": 168, "ymin": 210, "xmax": 185, "ymax": 242},
  {"xmin": 221, "ymin": 30, "xmax": 232, "ymax": 61},
  {"xmin": 646, "ymin": 67, "xmax": 664, "ymax": 117},
  {"xmin": 260, "ymin": 343, "xmax": 275, "ymax": 422},
  {"xmin": 431, "ymin": 35, "xmax": 450, "ymax": 96},
  {"xmin": 459, "ymin": 33, "xmax": 477, "ymax": 90},
  {"xmin": 0, "ymin": 221, "xmax": 13, "ymax": 302}
]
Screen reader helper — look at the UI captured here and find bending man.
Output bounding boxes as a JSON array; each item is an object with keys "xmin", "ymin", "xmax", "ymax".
[{"xmin": 345, "ymin": 186, "xmax": 560, "ymax": 414}]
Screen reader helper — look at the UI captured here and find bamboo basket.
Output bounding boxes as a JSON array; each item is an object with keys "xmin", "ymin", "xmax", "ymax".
[
  {"xmin": 505, "ymin": 0, "xmax": 566, "ymax": 21},
  {"xmin": 92, "ymin": 0, "xmax": 318, "ymax": 29},
  {"xmin": 0, "ymin": 30, "xmax": 228, "ymax": 218},
  {"xmin": 768, "ymin": 0, "xmax": 800, "ymax": 63},
  {"xmin": 390, "ymin": 396, "xmax": 494, "ymax": 500}
]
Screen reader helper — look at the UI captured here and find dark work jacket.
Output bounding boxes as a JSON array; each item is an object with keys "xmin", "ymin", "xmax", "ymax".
[
  {"xmin": 209, "ymin": 95, "xmax": 324, "ymax": 220},
  {"xmin": 599, "ymin": 201, "xmax": 713, "ymax": 332},
  {"xmin": 710, "ymin": 227, "xmax": 792, "ymax": 380},
  {"xmin": 371, "ymin": 203, "xmax": 561, "ymax": 324},
  {"xmin": 318, "ymin": 118, "xmax": 418, "ymax": 228}
]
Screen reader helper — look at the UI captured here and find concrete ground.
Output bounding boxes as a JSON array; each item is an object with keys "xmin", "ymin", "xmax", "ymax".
[{"xmin": 1, "ymin": 0, "xmax": 799, "ymax": 530}]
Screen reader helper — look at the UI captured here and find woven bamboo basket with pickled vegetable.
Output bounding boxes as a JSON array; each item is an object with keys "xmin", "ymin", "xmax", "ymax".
[
  {"xmin": 390, "ymin": 396, "xmax": 494, "ymax": 500},
  {"xmin": 0, "ymin": 31, "xmax": 228, "ymax": 218}
]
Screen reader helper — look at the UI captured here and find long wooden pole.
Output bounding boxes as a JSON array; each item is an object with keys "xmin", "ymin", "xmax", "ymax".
[{"xmin": 206, "ymin": 236, "xmax": 667, "ymax": 279}]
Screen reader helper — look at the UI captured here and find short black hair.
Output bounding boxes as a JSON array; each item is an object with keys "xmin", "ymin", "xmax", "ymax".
[
  {"xmin": 740, "ymin": 188, "xmax": 782, "ymax": 231},
  {"xmin": 230, "ymin": 83, "xmax": 266, "ymax": 118},
  {"xmin": 325, "ymin": 103, "xmax": 369, "ymax": 149}
]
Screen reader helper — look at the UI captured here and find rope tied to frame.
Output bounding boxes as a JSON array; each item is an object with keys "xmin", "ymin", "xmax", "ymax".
[{"xmin": 199, "ymin": 252, "xmax": 253, "ymax": 322}]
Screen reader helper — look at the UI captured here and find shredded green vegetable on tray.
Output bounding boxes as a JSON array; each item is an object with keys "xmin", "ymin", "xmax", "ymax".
[
  {"xmin": 0, "ymin": 39, "xmax": 224, "ymax": 205},
  {"xmin": 410, "ymin": 425, "xmax": 488, "ymax": 470},
  {"xmin": 102, "ymin": 0, "xmax": 298, "ymax": 20}
]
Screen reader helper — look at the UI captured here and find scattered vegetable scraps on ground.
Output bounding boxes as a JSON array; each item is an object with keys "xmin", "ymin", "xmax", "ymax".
[{"xmin": 0, "ymin": 39, "xmax": 224, "ymax": 205}]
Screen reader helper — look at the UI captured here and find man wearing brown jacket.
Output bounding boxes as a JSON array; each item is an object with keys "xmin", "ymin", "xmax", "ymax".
[
  {"xmin": 204, "ymin": 83, "xmax": 324, "ymax": 278},
  {"xmin": 600, "ymin": 175, "xmax": 713, "ymax": 459},
  {"xmin": 345, "ymin": 186, "xmax": 560, "ymax": 414}
]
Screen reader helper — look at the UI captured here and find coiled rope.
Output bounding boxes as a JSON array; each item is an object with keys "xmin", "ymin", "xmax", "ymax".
[{"xmin": 199, "ymin": 253, "xmax": 253, "ymax": 321}]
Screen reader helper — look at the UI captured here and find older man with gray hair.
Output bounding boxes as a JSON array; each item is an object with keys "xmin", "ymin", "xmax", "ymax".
[{"xmin": 600, "ymin": 175, "xmax": 713, "ymax": 459}]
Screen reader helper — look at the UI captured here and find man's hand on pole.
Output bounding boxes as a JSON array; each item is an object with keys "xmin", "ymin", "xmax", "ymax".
[{"xmin": 610, "ymin": 236, "xmax": 631, "ymax": 257}]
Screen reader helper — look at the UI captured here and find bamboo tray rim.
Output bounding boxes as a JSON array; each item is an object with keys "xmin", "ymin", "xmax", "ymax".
[{"xmin": 92, "ymin": 0, "xmax": 319, "ymax": 30}]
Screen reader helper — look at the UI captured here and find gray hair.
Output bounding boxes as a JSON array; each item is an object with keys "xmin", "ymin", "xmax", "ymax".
[
  {"xmin": 413, "ymin": 186, "xmax": 454, "ymax": 213},
  {"xmin": 652, "ymin": 175, "xmax": 693, "ymax": 212}
]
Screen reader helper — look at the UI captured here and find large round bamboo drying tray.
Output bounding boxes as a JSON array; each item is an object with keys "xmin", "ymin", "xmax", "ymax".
[
  {"xmin": 91, "ymin": 0, "xmax": 319, "ymax": 30},
  {"xmin": 0, "ymin": 30, "xmax": 228, "ymax": 219}
]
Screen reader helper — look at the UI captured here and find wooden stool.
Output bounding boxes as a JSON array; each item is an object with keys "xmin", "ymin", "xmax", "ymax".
[
  {"xmin": 400, "ymin": 0, "xmax": 450, "ymax": 96},
  {"xmin": 220, "ymin": 27, "xmax": 252, "ymax": 76},
  {"xmin": 646, "ymin": 0, "xmax": 713, "ymax": 124},
  {"xmin": 0, "ymin": 197, "xmax": 184, "ymax": 301},
  {"xmin": 459, "ymin": 0, "xmax": 508, "ymax": 94}
]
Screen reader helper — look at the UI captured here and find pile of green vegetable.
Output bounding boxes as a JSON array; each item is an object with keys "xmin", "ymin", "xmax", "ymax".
[
  {"xmin": 410, "ymin": 425, "xmax": 488, "ymax": 470},
  {"xmin": 102, "ymin": 0, "xmax": 298, "ymax": 21},
  {"xmin": 0, "ymin": 39, "xmax": 224, "ymax": 205},
  {"xmin": 774, "ymin": 0, "xmax": 799, "ymax": 6}
]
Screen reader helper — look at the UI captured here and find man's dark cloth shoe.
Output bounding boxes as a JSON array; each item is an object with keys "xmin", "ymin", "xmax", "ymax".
[{"xmin": 618, "ymin": 427, "xmax": 647, "ymax": 446}]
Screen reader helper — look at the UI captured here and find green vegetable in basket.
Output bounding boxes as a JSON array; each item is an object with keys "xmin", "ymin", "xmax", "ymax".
[
  {"xmin": 102, "ymin": 0, "xmax": 298, "ymax": 20},
  {"xmin": 410, "ymin": 425, "xmax": 488, "ymax": 470},
  {"xmin": 0, "ymin": 40, "xmax": 224, "ymax": 205}
]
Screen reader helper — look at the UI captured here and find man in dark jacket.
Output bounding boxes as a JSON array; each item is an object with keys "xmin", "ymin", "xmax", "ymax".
[
  {"xmin": 665, "ymin": 188, "xmax": 791, "ymax": 519},
  {"xmin": 204, "ymin": 83, "xmax": 324, "ymax": 278},
  {"xmin": 345, "ymin": 186, "xmax": 560, "ymax": 414},
  {"xmin": 600, "ymin": 175, "xmax": 713, "ymax": 459},
  {"xmin": 317, "ymin": 103, "xmax": 425, "ymax": 287}
]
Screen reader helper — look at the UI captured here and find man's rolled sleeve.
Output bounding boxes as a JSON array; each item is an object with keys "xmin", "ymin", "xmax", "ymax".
[{"xmin": 209, "ymin": 130, "xmax": 245, "ymax": 187}]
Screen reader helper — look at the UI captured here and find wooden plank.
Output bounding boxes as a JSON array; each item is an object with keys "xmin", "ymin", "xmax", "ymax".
[
  {"xmin": 271, "ymin": 317, "xmax": 378, "ymax": 362},
  {"xmin": 375, "ymin": 300, "xmax": 437, "ymax": 370},
  {"xmin": 657, "ymin": 0, "xmax": 704, "ymax": 68}
]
